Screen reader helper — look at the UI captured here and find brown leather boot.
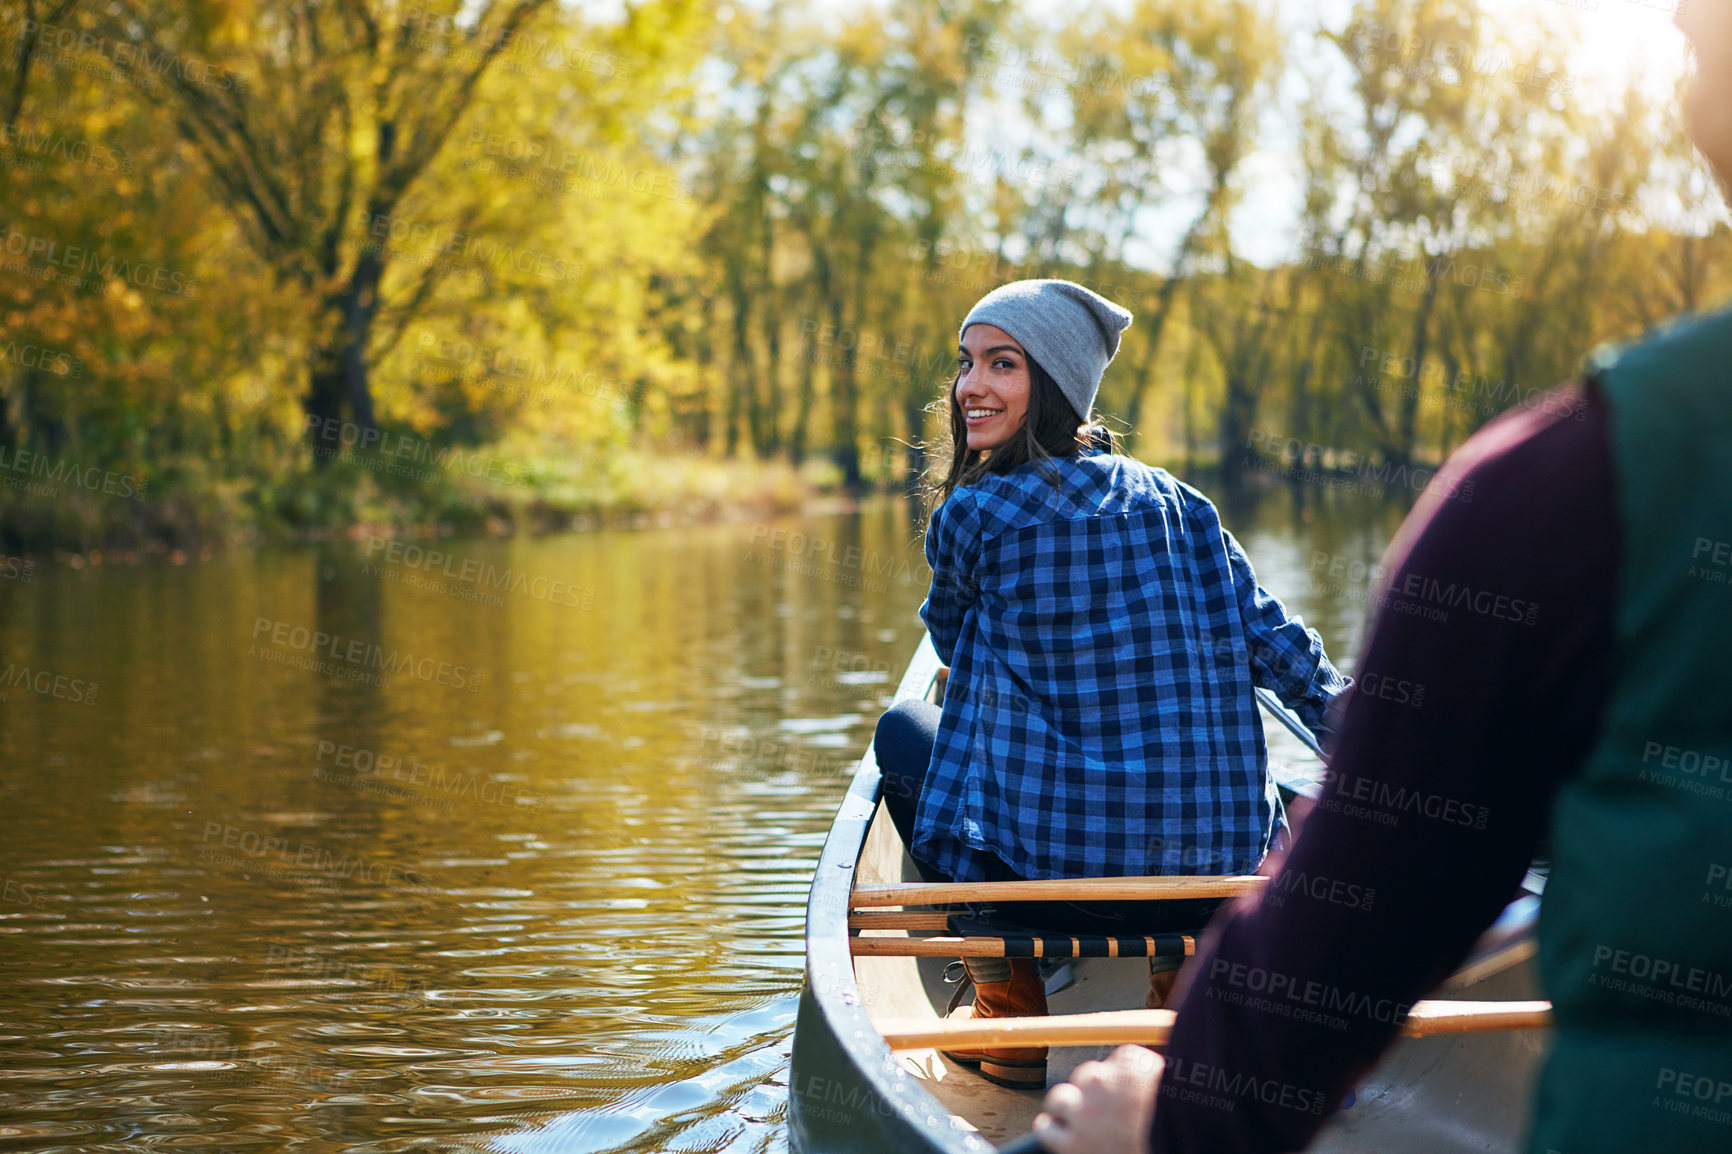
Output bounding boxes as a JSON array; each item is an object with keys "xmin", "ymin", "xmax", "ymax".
[
  {"xmin": 939, "ymin": 958, "xmax": 1049, "ymax": 1089},
  {"xmin": 1146, "ymin": 960, "xmax": 1183, "ymax": 1009}
]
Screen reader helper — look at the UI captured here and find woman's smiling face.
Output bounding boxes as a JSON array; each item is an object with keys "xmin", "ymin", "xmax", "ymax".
[{"xmin": 956, "ymin": 324, "xmax": 1031, "ymax": 452}]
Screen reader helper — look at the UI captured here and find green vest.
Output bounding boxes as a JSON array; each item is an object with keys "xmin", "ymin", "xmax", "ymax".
[{"xmin": 1531, "ymin": 305, "xmax": 1732, "ymax": 1154}]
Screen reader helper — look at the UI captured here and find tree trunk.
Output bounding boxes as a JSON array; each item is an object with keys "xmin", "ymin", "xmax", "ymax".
[
  {"xmin": 1123, "ymin": 217, "xmax": 1207, "ymax": 437},
  {"xmin": 304, "ymin": 251, "xmax": 383, "ymax": 465},
  {"xmin": 1218, "ymin": 372, "xmax": 1256, "ymax": 493},
  {"xmin": 828, "ymin": 284, "xmax": 861, "ymax": 487},
  {"xmin": 0, "ymin": 375, "xmax": 14, "ymax": 453},
  {"xmin": 1395, "ymin": 261, "xmax": 1442, "ymax": 468},
  {"xmin": 791, "ymin": 317, "xmax": 815, "ymax": 465},
  {"xmin": 725, "ymin": 264, "xmax": 760, "ymax": 458},
  {"xmin": 763, "ymin": 303, "xmax": 783, "ymax": 456}
]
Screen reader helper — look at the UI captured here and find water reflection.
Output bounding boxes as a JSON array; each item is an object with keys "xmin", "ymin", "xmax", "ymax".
[{"xmin": 0, "ymin": 484, "xmax": 1399, "ymax": 1152}]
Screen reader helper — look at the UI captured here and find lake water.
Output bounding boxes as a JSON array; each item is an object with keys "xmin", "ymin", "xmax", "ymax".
[{"xmin": 0, "ymin": 485, "xmax": 1404, "ymax": 1152}]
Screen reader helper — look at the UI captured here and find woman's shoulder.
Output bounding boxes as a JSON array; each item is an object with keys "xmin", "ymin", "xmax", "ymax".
[{"xmin": 968, "ymin": 451, "xmax": 1189, "ymax": 523}]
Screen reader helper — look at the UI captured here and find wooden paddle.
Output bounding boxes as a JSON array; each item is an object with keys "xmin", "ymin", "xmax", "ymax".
[
  {"xmin": 850, "ymin": 875, "xmax": 1266, "ymax": 907},
  {"xmin": 986, "ymin": 999, "xmax": 1552, "ymax": 1153},
  {"xmin": 878, "ymin": 999, "xmax": 1552, "ymax": 1051}
]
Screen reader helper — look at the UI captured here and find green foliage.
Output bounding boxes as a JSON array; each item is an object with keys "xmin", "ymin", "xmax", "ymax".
[{"xmin": 0, "ymin": 0, "xmax": 1726, "ymax": 551}]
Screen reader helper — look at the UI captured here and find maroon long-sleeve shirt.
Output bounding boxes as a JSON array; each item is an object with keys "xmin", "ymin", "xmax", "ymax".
[{"xmin": 1150, "ymin": 383, "xmax": 1619, "ymax": 1153}]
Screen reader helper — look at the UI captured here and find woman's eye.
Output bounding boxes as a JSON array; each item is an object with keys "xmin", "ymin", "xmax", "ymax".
[{"xmin": 994, "ymin": 359, "xmax": 1014, "ymax": 370}]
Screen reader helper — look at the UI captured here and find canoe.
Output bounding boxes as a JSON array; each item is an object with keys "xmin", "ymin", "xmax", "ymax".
[{"xmin": 788, "ymin": 635, "xmax": 1547, "ymax": 1153}]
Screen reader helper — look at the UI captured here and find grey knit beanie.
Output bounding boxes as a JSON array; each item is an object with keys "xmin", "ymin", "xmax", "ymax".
[{"xmin": 959, "ymin": 279, "xmax": 1133, "ymax": 421}]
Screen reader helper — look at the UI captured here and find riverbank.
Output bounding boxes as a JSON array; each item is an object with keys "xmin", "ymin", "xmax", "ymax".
[{"xmin": 0, "ymin": 443, "xmax": 889, "ymax": 560}]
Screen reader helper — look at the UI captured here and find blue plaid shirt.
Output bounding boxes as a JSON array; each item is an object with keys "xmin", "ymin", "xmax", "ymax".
[{"xmin": 914, "ymin": 449, "xmax": 1349, "ymax": 883}]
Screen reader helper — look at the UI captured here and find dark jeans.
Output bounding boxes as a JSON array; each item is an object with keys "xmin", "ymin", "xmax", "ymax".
[{"xmin": 871, "ymin": 698, "xmax": 1226, "ymax": 936}]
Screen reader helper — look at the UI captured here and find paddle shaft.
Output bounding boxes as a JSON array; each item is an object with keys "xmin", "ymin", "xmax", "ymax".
[
  {"xmin": 1256, "ymin": 685, "xmax": 1328, "ymax": 760},
  {"xmin": 879, "ymin": 1000, "xmax": 1552, "ymax": 1051},
  {"xmin": 850, "ymin": 875, "xmax": 1265, "ymax": 907},
  {"xmin": 986, "ymin": 999, "xmax": 1549, "ymax": 1154}
]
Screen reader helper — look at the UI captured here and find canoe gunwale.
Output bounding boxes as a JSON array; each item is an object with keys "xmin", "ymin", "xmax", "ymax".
[{"xmin": 791, "ymin": 635, "xmax": 988, "ymax": 1153}]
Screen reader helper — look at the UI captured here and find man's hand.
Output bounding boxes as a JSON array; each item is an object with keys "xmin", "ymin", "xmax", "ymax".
[{"xmin": 1031, "ymin": 1045, "xmax": 1162, "ymax": 1154}]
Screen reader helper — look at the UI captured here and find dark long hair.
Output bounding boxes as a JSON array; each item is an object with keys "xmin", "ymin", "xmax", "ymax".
[{"xmin": 927, "ymin": 354, "xmax": 1113, "ymax": 508}]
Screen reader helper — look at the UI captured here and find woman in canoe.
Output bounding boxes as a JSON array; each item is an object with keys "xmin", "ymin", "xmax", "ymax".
[{"xmin": 873, "ymin": 278, "xmax": 1349, "ymax": 1089}]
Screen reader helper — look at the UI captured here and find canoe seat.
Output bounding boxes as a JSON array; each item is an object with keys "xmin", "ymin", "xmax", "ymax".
[{"xmin": 944, "ymin": 913, "xmax": 1195, "ymax": 960}]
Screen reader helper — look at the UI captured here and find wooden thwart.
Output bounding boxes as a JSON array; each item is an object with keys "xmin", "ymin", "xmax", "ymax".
[
  {"xmin": 850, "ymin": 933, "xmax": 1195, "ymax": 959},
  {"xmin": 849, "ymin": 875, "xmax": 1266, "ymax": 908},
  {"xmin": 877, "ymin": 1000, "xmax": 1554, "ymax": 1051},
  {"xmin": 848, "ymin": 911, "xmax": 954, "ymax": 931}
]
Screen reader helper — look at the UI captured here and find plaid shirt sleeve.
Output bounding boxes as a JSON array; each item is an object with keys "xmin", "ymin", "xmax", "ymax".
[{"xmin": 921, "ymin": 490, "xmax": 983, "ymax": 667}]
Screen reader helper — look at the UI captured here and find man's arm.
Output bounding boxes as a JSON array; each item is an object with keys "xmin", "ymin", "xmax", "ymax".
[{"xmin": 1147, "ymin": 386, "xmax": 1618, "ymax": 1152}]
